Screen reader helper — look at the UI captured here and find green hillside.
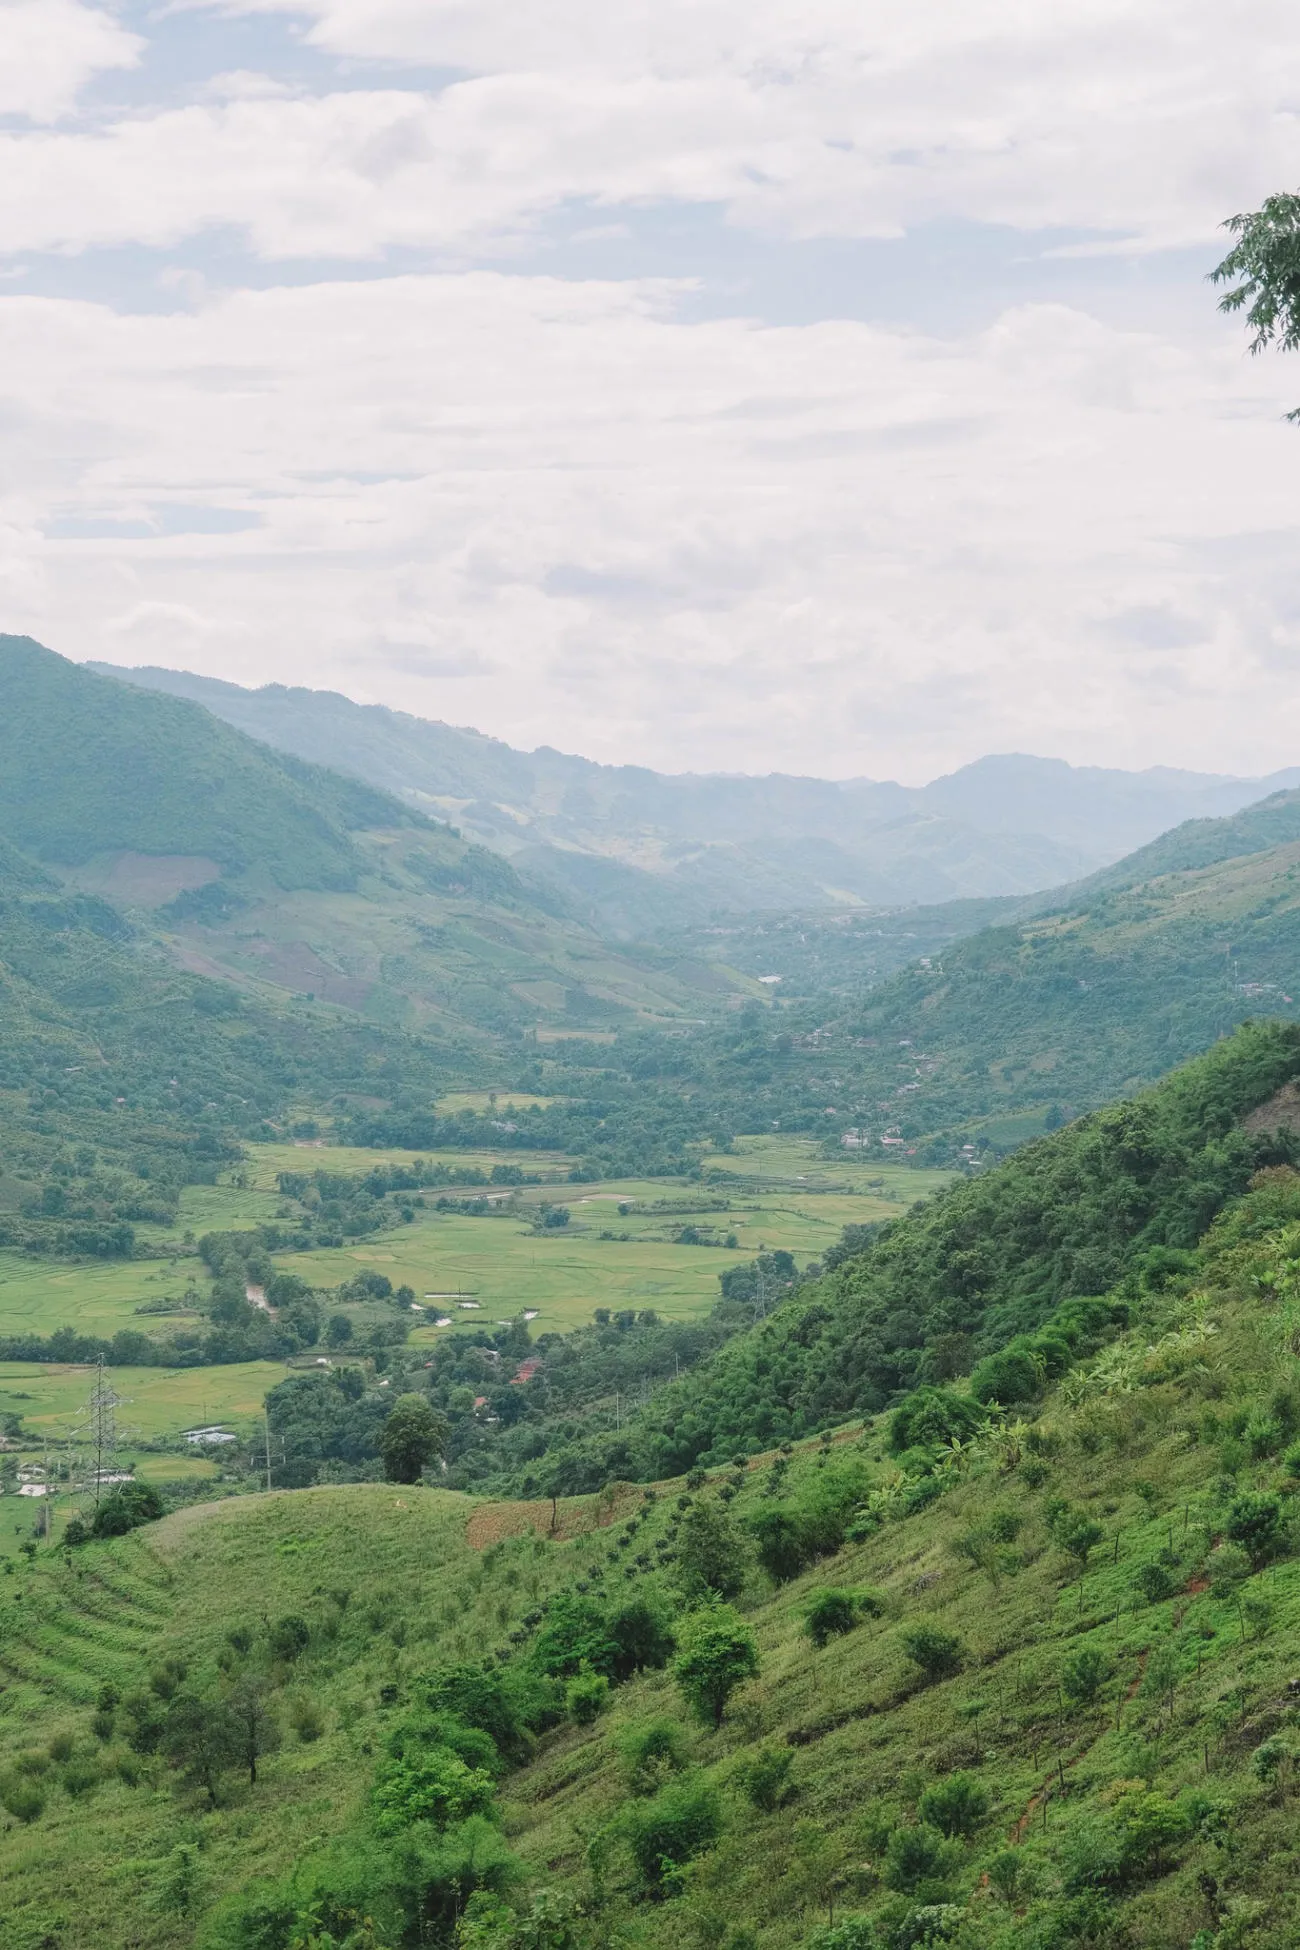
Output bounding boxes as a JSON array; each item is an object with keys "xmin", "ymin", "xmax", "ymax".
[
  {"xmin": 1067, "ymin": 788, "xmax": 1300, "ymax": 900},
  {"xmin": 691, "ymin": 826, "xmax": 1300, "ymax": 1167},
  {"xmin": 6, "ymin": 1031, "xmax": 1300, "ymax": 1949},
  {"xmin": 0, "ymin": 638, "xmax": 418, "ymax": 891}
]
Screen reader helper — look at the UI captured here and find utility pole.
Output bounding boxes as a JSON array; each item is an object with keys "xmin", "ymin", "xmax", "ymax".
[{"xmin": 264, "ymin": 1408, "xmax": 274, "ymax": 1494}]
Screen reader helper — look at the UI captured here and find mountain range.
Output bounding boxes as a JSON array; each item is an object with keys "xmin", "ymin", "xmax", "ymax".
[{"xmin": 91, "ymin": 661, "xmax": 1300, "ymax": 933}]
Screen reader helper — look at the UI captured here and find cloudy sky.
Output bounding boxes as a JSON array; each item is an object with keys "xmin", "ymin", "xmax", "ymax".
[{"xmin": 3, "ymin": 0, "xmax": 1300, "ymax": 781}]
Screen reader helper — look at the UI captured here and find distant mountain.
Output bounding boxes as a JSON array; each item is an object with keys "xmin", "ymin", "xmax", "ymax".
[
  {"xmin": 92, "ymin": 661, "xmax": 1300, "ymax": 930},
  {"xmin": 0, "ymin": 638, "xmax": 739, "ymax": 1050}
]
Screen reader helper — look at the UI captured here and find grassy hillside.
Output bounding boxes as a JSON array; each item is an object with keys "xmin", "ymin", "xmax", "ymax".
[
  {"xmin": 0, "ymin": 638, "xmax": 423, "ymax": 891},
  {"xmin": 6, "ymin": 1135, "xmax": 1300, "ymax": 1950}
]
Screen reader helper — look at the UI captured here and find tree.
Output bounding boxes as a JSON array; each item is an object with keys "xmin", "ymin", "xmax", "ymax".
[
  {"xmin": 163, "ymin": 1694, "xmax": 240, "ymax": 1806},
  {"xmin": 372, "ymin": 1745, "xmax": 497, "ymax": 1835},
  {"xmin": 1226, "ymin": 1491, "xmax": 1284, "ymax": 1567},
  {"xmin": 1061, "ymin": 1646, "xmax": 1108, "ymax": 1708},
  {"xmin": 226, "ymin": 1675, "xmax": 281, "ymax": 1785},
  {"xmin": 672, "ymin": 1606, "xmax": 759, "ymax": 1728},
  {"xmin": 91, "ymin": 1481, "xmax": 164, "ymax": 1538},
  {"xmin": 1046, "ymin": 1500, "xmax": 1104, "ymax": 1576},
  {"xmin": 1211, "ymin": 194, "xmax": 1300, "ymax": 414},
  {"xmin": 380, "ymin": 1394, "xmax": 449, "ymax": 1484},
  {"xmin": 677, "ymin": 1498, "xmax": 749, "ymax": 1600}
]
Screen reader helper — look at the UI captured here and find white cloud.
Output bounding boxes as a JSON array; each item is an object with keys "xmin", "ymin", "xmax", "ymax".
[
  {"xmin": 0, "ymin": 0, "xmax": 142, "ymax": 122},
  {"xmin": 4, "ymin": 2, "xmax": 1300, "ymax": 257},
  {"xmin": 3, "ymin": 273, "xmax": 1300, "ymax": 779}
]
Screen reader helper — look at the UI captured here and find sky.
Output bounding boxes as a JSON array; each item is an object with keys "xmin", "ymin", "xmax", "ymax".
[{"xmin": 2, "ymin": 2, "xmax": 1300, "ymax": 782}]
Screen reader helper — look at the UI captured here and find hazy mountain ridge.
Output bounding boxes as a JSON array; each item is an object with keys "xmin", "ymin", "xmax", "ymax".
[{"xmin": 91, "ymin": 662, "xmax": 1300, "ymax": 930}]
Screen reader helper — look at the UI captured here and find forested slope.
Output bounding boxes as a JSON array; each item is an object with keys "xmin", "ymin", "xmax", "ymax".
[
  {"xmin": 9, "ymin": 1073, "xmax": 1300, "ymax": 1950},
  {"xmin": 502, "ymin": 1024, "xmax": 1300, "ymax": 1486}
]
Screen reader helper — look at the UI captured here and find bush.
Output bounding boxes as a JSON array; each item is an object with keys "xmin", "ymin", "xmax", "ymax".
[
  {"xmin": 62, "ymin": 1754, "xmax": 100, "ymax": 1798},
  {"xmin": 917, "ymin": 1771, "xmax": 989, "ymax": 1839},
  {"xmin": 888, "ymin": 1388, "xmax": 983, "ymax": 1455},
  {"xmin": 532, "ymin": 1596, "xmax": 616, "ymax": 1680},
  {"xmin": 606, "ymin": 1595, "xmax": 675, "ymax": 1680},
  {"xmin": 1134, "ymin": 1561, "xmax": 1178, "ymax": 1605},
  {"xmin": 1226, "ymin": 1492, "xmax": 1285, "ymax": 1566},
  {"xmin": 619, "ymin": 1719, "xmax": 690, "ymax": 1796},
  {"xmin": 623, "ymin": 1777, "xmax": 722, "ymax": 1895},
  {"xmin": 0, "ymin": 1773, "xmax": 45, "ymax": 1822},
  {"xmin": 899, "ymin": 1625, "xmax": 965, "ymax": 1685},
  {"xmin": 269, "ymin": 1615, "xmax": 311, "ymax": 1663},
  {"xmin": 805, "ymin": 1587, "xmax": 885, "ymax": 1649},
  {"xmin": 289, "ymin": 1695, "xmax": 325, "ymax": 1743},
  {"xmin": 883, "ymin": 1822, "xmax": 958, "ymax": 1894},
  {"xmin": 735, "ymin": 1742, "xmax": 794, "ymax": 1813},
  {"xmin": 90, "ymin": 1481, "xmax": 164, "ymax": 1538},
  {"xmin": 372, "ymin": 1745, "xmax": 497, "ymax": 1835},
  {"xmin": 1061, "ymin": 1647, "xmax": 1109, "ymax": 1707},
  {"xmin": 420, "ymin": 1664, "xmax": 546, "ymax": 1766},
  {"xmin": 565, "ymin": 1668, "xmax": 609, "ymax": 1727}
]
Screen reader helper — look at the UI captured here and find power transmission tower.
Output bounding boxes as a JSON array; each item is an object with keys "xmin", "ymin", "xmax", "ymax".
[{"xmin": 74, "ymin": 1356, "xmax": 125, "ymax": 1506}]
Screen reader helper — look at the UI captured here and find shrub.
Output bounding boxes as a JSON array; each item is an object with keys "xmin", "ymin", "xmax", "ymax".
[
  {"xmin": 672, "ymin": 1606, "xmax": 759, "ymax": 1728},
  {"xmin": 677, "ymin": 1499, "xmax": 749, "ymax": 1600},
  {"xmin": 420, "ymin": 1664, "xmax": 545, "ymax": 1765},
  {"xmin": 1045, "ymin": 1501, "xmax": 1105, "ymax": 1573},
  {"xmin": 619, "ymin": 1719, "xmax": 690, "ymax": 1796},
  {"xmin": 1134, "ymin": 1561, "xmax": 1178, "ymax": 1605},
  {"xmin": 749, "ymin": 1505, "xmax": 811, "ymax": 1583},
  {"xmin": 883, "ymin": 1822, "xmax": 958, "ymax": 1894},
  {"xmin": 970, "ymin": 1343, "xmax": 1044, "ymax": 1408},
  {"xmin": 565, "ymin": 1668, "xmax": 609, "ymax": 1727},
  {"xmin": 1112, "ymin": 1789, "xmax": 1190, "ymax": 1878},
  {"xmin": 606, "ymin": 1595, "xmax": 675, "ymax": 1680},
  {"xmin": 805, "ymin": 1923, "xmax": 877, "ymax": 1950},
  {"xmin": 372, "ymin": 1746, "xmax": 497, "ymax": 1835},
  {"xmin": 269, "ymin": 1614, "xmax": 311, "ymax": 1662},
  {"xmin": 917, "ymin": 1771, "xmax": 989, "ymax": 1839},
  {"xmin": 0, "ymin": 1773, "xmax": 45, "ymax": 1822},
  {"xmin": 411, "ymin": 1816, "xmax": 523, "ymax": 1938},
  {"xmin": 804, "ymin": 1587, "xmax": 885, "ymax": 1648},
  {"xmin": 623, "ymin": 1777, "xmax": 722, "ymax": 1895},
  {"xmin": 1226, "ymin": 1492, "xmax": 1285, "ymax": 1566},
  {"xmin": 987, "ymin": 1848, "xmax": 1025, "ymax": 1905},
  {"xmin": 899, "ymin": 1625, "xmax": 965, "ymax": 1685},
  {"xmin": 91, "ymin": 1481, "xmax": 164, "ymax": 1539},
  {"xmin": 62, "ymin": 1755, "xmax": 100, "ymax": 1798},
  {"xmin": 532, "ymin": 1596, "xmax": 616, "ymax": 1680},
  {"xmin": 1206, "ymin": 1541, "xmax": 1252, "ymax": 1597},
  {"xmin": 1061, "ymin": 1647, "xmax": 1109, "ymax": 1707},
  {"xmin": 735, "ymin": 1742, "xmax": 794, "ymax": 1813},
  {"xmin": 888, "ymin": 1388, "xmax": 983, "ymax": 1454},
  {"xmin": 289, "ymin": 1695, "xmax": 325, "ymax": 1743}
]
